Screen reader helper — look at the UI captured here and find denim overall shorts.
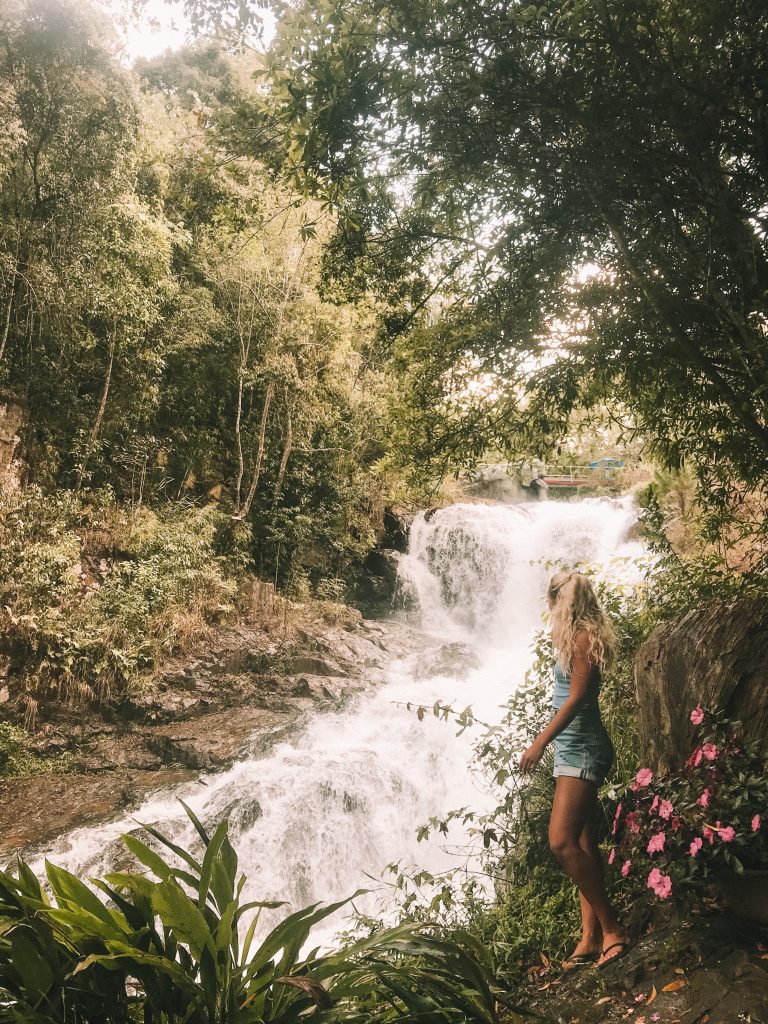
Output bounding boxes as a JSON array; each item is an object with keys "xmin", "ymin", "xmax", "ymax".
[{"xmin": 552, "ymin": 661, "xmax": 614, "ymax": 785}]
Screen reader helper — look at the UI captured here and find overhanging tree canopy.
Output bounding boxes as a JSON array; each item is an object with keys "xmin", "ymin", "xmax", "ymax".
[{"xmin": 263, "ymin": 0, "xmax": 768, "ymax": 484}]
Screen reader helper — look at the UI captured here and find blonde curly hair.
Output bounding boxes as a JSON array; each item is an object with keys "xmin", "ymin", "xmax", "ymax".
[{"xmin": 547, "ymin": 570, "xmax": 616, "ymax": 671}]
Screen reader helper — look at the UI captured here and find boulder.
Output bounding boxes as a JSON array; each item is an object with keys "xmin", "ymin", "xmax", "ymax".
[
  {"xmin": 356, "ymin": 548, "xmax": 402, "ymax": 615},
  {"xmin": 634, "ymin": 597, "xmax": 768, "ymax": 773},
  {"xmin": 382, "ymin": 509, "xmax": 412, "ymax": 552},
  {"xmin": 414, "ymin": 641, "xmax": 481, "ymax": 681}
]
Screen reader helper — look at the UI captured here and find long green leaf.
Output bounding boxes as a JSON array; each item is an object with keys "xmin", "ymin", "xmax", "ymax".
[
  {"xmin": 72, "ymin": 948, "xmax": 197, "ymax": 994},
  {"xmin": 178, "ymin": 799, "xmax": 210, "ymax": 846},
  {"xmin": 121, "ymin": 834, "xmax": 178, "ymax": 882},
  {"xmin": 151, "ymin": 881, "xmax": 215, "ymax": 961},
  {"xmin": 8, "ymin": 927, "xmax": 55, "ymax": 1000},
  {"xmin": 137, "ymin": 821, "xmax": 202, "ymax": 873},
  {"xmin": 197, "ymin": 819, "xmax": 229, "ymax": 910},
  {"xmin": 45, "ymin": 862, "xmax": 125, "ymax": 932}
]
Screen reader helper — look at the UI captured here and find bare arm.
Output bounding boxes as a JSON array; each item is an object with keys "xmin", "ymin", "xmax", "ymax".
[{"xmin": 519, "ymin": 632, "xmax": 597, "ymax": 773}]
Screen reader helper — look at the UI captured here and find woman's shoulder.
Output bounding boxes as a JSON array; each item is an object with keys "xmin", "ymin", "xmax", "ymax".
[{"xmin": 573, "ymin": 629, "xmax": 599, "ymax": 664}]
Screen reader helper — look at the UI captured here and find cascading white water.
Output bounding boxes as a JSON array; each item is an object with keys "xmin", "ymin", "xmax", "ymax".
[{"xmin": 32, "ymin": 496, "xmax": 643, "ymax": 939}]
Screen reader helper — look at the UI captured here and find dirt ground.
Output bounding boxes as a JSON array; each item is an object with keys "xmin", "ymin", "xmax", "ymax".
[{"xmin": 513, "ymin": 903, "xmax": 768, "ymax": 1024}]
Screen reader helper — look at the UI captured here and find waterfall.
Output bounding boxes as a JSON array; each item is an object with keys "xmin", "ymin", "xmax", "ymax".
[{"xmin": 31, "ymin": 496, "xmax": 643, "ymax": 938}]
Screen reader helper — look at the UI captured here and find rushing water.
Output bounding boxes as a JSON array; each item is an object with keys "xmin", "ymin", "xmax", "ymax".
[{"xmin": 33, "ymin": 496, "xmax": 643, "ymax": 937}]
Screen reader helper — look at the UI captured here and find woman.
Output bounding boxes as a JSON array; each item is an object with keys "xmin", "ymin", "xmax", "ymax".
[{"xmin": 519, "ymin": 571, "xmax": 629, "ymax": 971}]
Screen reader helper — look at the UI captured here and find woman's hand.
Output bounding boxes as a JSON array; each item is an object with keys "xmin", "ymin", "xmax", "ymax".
[{"xmin": 519, "ymin": 738, "xmax": 547, "ymax": 774}]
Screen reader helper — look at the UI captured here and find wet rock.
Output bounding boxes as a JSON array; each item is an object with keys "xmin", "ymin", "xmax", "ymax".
[
  {"xmin": 0, "ymin": 615, "xmax": 421, "ymax": 857},
  {"xmin": 0, "ymin": 769, "xmax": 197, "ymax": 859},
  {"xmin": 356, "ymin": 549, "xmax": 402, "ymax": 616},
  {"xmin": 414, "ymin": 641, "xmax": 481, "ymax": 681},
  {"xmin": 288, "ymin": 656, "xmax": 350, "ymax": 678},
  {"xmin": 382, "ymin": 509, "xmax": 411, "ymax": 552},
  {"xmin": 525, "ymin": 908, "xmax": 768, "ymax": 1024},
  {"xmin": 212, "ymin": 797, "xmax": 263, "ymax": 833},
  {"xmin": 635, "ymin": 597, "xmax": 768, "ymax": 773},
  {"xmin": 462, "ymin": 464, "xmax": 531, "ymax": 504}
]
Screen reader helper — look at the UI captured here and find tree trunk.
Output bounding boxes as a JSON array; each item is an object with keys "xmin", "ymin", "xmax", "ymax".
[
  {"xmin": 0, "ymin": 244, "xmax": 19, "ymax": 363},
  {"xmin": 234, "ymin": 371, "xmax": 245, "ymax": 507},
  {"xmin": 76, "ymin": 332, "xmax": 115, "ymax": 491},
  {"xmin": 273, "ymin": 405, "xmax": 293, "ymax": 505},
  {"xmin": 235, "ymin": 381, "xmax": 274, "ymax": 519}
]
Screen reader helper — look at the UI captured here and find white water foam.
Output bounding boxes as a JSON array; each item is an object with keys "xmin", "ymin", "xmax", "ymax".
[{"xmin": 31, "ymin": 496, "xmax": 644, "ymax": 938}]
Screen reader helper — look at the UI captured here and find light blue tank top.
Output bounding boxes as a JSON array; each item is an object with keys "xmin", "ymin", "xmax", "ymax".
[{"xmin": 553, "ymin": 661, "xmax": 602, "ymax": 719}]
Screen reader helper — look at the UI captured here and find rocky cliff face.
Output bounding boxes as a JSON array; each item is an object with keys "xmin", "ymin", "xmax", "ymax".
[
  {"xmin": 0, "ymin": 609, "xmax": 419, "ymax": 857},
  {"xmin": 634, "ymin": 597, "xmax": 768, "ymax": 773}
]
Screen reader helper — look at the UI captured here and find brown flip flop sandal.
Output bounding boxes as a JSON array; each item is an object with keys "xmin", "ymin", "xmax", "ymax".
[{"xmin": 596, "ymin": 940, "xmax": 631, "ymax": 970}]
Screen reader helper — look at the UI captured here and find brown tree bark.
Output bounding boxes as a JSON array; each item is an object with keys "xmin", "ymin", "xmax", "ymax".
[
  {"xmin": 273, "ymin": 404, "xmax": 293, "ymax": 505},
  {"xmin": 235, "ymin": 380, "xmax": 274, "ymax": 519},
  {"xmin": 0, "ymin": 238, "xmax": 19, "ymax": 363},
  {"xmin": 76, "ymin": 331, "xmax": 115, "ymax": 490}
]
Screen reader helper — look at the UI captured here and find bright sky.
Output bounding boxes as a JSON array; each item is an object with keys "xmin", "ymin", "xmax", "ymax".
[
  {"xmin": 96, "ymin": 0, "xmax": 187, "ymax": 60},
  {"xmin": 95, "ymin": 0, "xmax": 275, "ymax": 62}
]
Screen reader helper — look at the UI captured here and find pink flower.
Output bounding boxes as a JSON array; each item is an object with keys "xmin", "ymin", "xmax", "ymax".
[
  {"xmin": 719, "ymin": 826, "xmax": 735, "ymax": 843},
  {"xmin": 650, "ymin": 794, "xmax": 659, "ymax": 812},
  {"xmin": 690, "ymin": 705, "xmax": 704, "ymax": 725},
  {"xmin": 703, "ymin": 826, "xmax": 716, "ymax": 845},
  {"xmin": 612, "ymin": 801, "xmax": 623, "ymax": 836},
  {"xmin": 659, "ymin": 799, "xmax": 674, "ymax": 820},
  {"xmin": 635, "ymin": 768, "xmax": 654, "ymax": 787},
  {"xmin": 686, "ymin": 747, "xmax": 703, "ymax": 768},
  {"xmin": 671, "ymin": 815, "xmax": 681, "ymax": 832},
  {"xmin": 647, "ymin": 867, "xmax": 672, "ymax": 899},
  {"xmin": 625, "ymin": 811, "xmax": 640, "ymax": 834},
  {"xmin": 651, "ymin": 1014, "xmax": 661, "ymax": 1022},
  {"xmin": 689, "ymin": 837, "xmax": 703, "ymax": 857},
  {"xmin": 697, "ymin": 788, "xmax": 711, "ymax": 807},
  {"xmin": 647, "ymin": 832, "xmax": 666, "ymax": 855},
  {"xmin": 608, "ymin": 848, "xmax": 616, "ymax": 864},
  {"xmin": 621, "ymin": 859, "xmax": 632, "ymax": 878},
  {"xmin": 752, "ymin": 815, "xmax": 761, "ymax": 832},
  {"xmin": 701, "ymin": 743, "xmax": 718, "ymax": 761}
]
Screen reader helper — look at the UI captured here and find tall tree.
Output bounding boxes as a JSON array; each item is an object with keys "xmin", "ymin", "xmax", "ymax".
[{"xmin": 264, "ymin": 0, "xmax": 768, "ymax": 487}]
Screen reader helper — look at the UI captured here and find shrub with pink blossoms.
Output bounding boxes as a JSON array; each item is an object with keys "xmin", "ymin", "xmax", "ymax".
[
  {"xmin": 608, "ymin": 708, "xmax": 768, "ymax": 902},
  {"xmin": 647, "ymin": 867, "xmax": 673, "ymax": 899}
]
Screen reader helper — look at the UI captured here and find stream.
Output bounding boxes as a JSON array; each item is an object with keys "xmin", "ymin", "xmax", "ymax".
[{"xmin": 33, "ymin": 497, "xmax": 644, "ymax": 939}]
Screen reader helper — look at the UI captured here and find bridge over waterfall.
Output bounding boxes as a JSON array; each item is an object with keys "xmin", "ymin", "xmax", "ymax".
[{"xmin": 462, "ymin": 460, "xmax": 624, "ymax": 504}]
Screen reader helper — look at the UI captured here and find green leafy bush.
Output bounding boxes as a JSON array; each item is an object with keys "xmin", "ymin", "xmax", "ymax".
[
  {"xmin": 610, "ymin": 708, "xmax": 767, "ymax": 902},
  {"xmin": 0, "ymin": 487, "xmax": 246, "ymax": 703},
  {"xmin": 0, "ymin": 804, "xmax": 500, "ymax": 1024}
]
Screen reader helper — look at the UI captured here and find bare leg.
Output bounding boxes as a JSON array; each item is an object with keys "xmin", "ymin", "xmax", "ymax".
[
  {"xmin": 549, "ymin": 777, "xmax": 628, "ymax": 965},
  {"xmin": 572, "ymin": 818, "xmax": 602, "ymax": 955}
]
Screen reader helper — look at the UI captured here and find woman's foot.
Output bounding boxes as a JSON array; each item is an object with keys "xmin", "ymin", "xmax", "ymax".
[
  {"xmin": 595, "ymin": 932, "xmax": 631, "ymax": 969},
  {"xmin": 562, "ymin": 934, "xmax": 602, "ymax": 972}
]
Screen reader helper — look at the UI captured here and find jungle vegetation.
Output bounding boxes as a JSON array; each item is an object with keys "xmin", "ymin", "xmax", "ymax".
[{"xmin": 2, "ymin": 1, "xmax": 768, "ymax": 1018}]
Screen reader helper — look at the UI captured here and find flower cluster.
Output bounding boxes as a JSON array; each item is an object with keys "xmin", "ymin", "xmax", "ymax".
[{"xmin": 609, "ymin": 707, "xmax": 767, "ymax": 900}]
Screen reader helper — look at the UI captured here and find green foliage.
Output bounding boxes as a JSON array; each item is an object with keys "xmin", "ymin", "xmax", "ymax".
[
  {"xmin": 0, "ymin": 0, "xmax": 407, "ymax": 600},
  {"xmin": 611, "ymin": 709, "xmax": 768, "ymax": 898},
  {"xmin": 266, "ymin": 0, "xmax": 768, "ymax": 497},
  {"xmin": 0, "ymin": 723, "xmax": 64, "ymax": 778},
  {"xmin": 635, "ymin": 486, "xmax": 768, "ymax": 622},
  {"xmin": 0, "ymin": 486, "xmax": 244, "ymax": 701},
  {"xmin": 0, "ymin": 804, "xmax": 500, "ymax": 1024}
]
